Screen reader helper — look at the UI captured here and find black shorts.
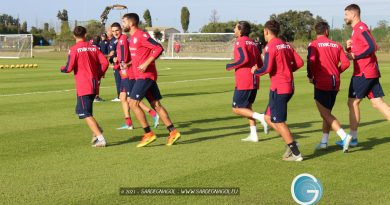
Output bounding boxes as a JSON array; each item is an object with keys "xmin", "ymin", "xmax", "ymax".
[
  {"xmin": 265, "ymin": 90, "xmax": 293, "ymax": 123},
  {"xmin": 348, "ymin": 75, "xmax": 385, "ymax": 99},
  {"xmin": 232, "ymin": 89, "xmax": 257, "ymax": 108},
  {"xmin": 120, "ymin": 79, "xmax": 135, "ymax": 97},
  {"xmin": 314, "ymin": 88, "xmax": 338, "ymax": 110},
  {"xmin": 75, "ymin": 94, "xmax": 96, "ymax": 119},
  {"xmin": 130, "ymin": 79, "xmax": 162, "ymax": 103}
]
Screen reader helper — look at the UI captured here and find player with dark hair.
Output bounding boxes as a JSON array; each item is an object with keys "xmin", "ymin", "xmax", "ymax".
[
  {"xmin": 307, "ymin": 21, "xmax": 352, "ymax": 152},
  {"xmin": 99, "ymin": 33, "xmax": 110, "ymax": 55},
  {"xmin": 337, "ymin": 4, "xmax": 390, "ymax": 148},
  {"xmin": 226, "ymin": 21, "xmax": 268, "ymax": 142},
  {"xmin": 111, "ymin": 22, "xmax": 160, "ymax": 130},
  {"xmin": 122, "ymin": 13, "xmax": 180, "ymax": 147},
  {"xmin": 60, "ymin": 26, "xmax": 109, "ymax": 147},
  {"xmin": 251, "ymin": 20, "xmax": 304, "ymax": 161}
]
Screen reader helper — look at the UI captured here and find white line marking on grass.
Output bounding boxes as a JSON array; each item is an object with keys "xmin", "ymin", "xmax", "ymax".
[
  {"xmin": 0, "ymin": 76, "xmax": 233, "ymax": 97},
  {"xmin": 0, "ymin": 70, "xmax": 325, "ymax": 97}
]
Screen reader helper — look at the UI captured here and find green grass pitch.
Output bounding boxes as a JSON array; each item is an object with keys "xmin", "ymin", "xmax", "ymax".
[{"xmin": 1, "ymin": 52, "xmax": 390, "ymax": 204}]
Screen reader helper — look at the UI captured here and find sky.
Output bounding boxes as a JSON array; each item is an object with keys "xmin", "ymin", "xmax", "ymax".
[{"xmin": 1, "ymin": 0, "xmax": 390, "ymax": 32}]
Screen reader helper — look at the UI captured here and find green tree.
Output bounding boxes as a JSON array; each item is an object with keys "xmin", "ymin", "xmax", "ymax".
[
  {"xmin": 270, "ymin": 10, "xmax": 325, "ymax": 41},
  {"xmin": 21, "ymin": 21, "xmax": 28, "ymax": 33},
  {"xmin": 85, "ymin": 20, "xmax": 105, "ymax": 40},
  {"xmin": 181, "ymin": 7, "xmax": 190, "ymax": 32},
  {"xmin": 153, "ymin": 29, "xmax": 163, "ymax": 41},
  {"xmin": 0, "ymin": 14, "xmax": 19, "ymax": 33},
  {"xmin": 143, "ymin": 9, "xmax": 152, "ymax": 27}
]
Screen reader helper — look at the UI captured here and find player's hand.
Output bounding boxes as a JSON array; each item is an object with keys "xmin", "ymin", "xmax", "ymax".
[
  {"xmin": 308, "ymin": 78, "xmax": 314, "ymax": 84},
  {"xmin": 251, "ymin": 64, "xmax": 258, "ymax": 74},
  {"xmin": 347, "ymin": 53, "xmax": 355, "ymax": 60},
  {"xmin": 138, "ymin": 63, "xmax": 148, "ymax": 73},
  {"xmin": 346, "ymin": 39, "xmax": 353, "ymax": 49}
]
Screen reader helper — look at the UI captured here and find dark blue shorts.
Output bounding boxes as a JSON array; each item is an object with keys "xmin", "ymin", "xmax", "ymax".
[
  {"xmin": 265, "ymin": 90, "xmax": 293, "ymax": 123},
  {"xmin": 75, "ymin": 94, "xmax": 95, "ymax": 119},
  {"xmin": 314, "ymin": 88, "xmax": 338, "ymax": 110},
  {"xmin": 130, "ymin": 79, "xmax": 162, "ymax": 103},
  {"xmin": 232, "ymin": 89, "xmax": 257, "ymax": 108},
  {"xmin": 120, "ymin": 79, "xmax": 135, "ymax": 97},
  {"xmin": 348, "ymin": 75, "xmax": 385, "ymax": 99}
]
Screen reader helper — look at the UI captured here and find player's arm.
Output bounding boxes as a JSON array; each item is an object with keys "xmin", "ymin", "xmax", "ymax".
[
  {"xmin": 306, "ymin": 44, "xmax": 316, "ymax": 79},
  {"xmin": 97, "ymin": 50, "xmax": 109, "ymax": 79},
  {"xmin": 292, "ymin": 47, "xmax": 304, "ymax": 72},
  {"xmin": 226, "ymin": 45, "xmax": 249, "ymax": 71},
  {"xmin": 353, "ymin": 31, "xmax": 376, "ymax": 60},
  {"xmin": 138, "ymin": 37, "xmax": 164, "ymax": 72},
  {"xmin": 251, "ymin": 49, "xmax": 274, "ymax": 76},
  {"xmin": 60, "ymin": 49, "xmax": 76, "ymax": 73},
  {"xmin": 339, "ymin": 47, "xmax": 350, "ymax": 73}
]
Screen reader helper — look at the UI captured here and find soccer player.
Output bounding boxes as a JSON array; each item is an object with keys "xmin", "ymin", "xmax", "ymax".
[
  {"xmin": 122, "ymin": 13, "xmax": 181, "ymax": 147},
  {"xmin": 251, "ymin": 20, "xmax": 304, "ymax": 161},
  {"xmin": 226, "ymin": 21, "xmax": 268, "ymax": 142},
  {"xmin": 111, "ymin": 23, "xmax": 160, "ymax": 130},
  {"xmin": 307, "ymin": 21, "xmax": 352, "ymax": 152},
  {"xmin": 338, "ymin": 4, "xmax": 390, "ymax": 148},
  {"xmin": 107, "ymin": 27, "xmax": 121, "ymax": 102},
  {"xmin": 60, "ymin": 26, "xmax": 109, "ymax": 147},
  {"xmin": 99, "ymin": 33, "xmax": 110, "ymax": 55}
]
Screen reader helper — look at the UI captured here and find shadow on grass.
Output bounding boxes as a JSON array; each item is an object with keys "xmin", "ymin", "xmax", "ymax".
[{"xmin": 107, "ymin": 136, "xmax": 140, "ymax": 147}]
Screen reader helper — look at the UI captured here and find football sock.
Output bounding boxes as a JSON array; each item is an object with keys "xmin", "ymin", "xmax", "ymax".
[
  {"xmin": 321, "ymin": 133, "xmax": 329, "ymax": 143},
  {"xmin": 288, "ymin": 141, "xmax": 300, "ymax": 156},
  {"xmin": 250, "ymin": 126, "xmax": 257, "ymax": 136},
  {"xmin": 97, "ymin": 135, "xmax": 105, "ymax": 142},
  {"xmin": 167, "ymin": 124, "xmax": 175, "ymax": 132},
  {"xmin": 252, "ymin": 112, "xmax": 264, "ymax": 121},
  {"xmin": 350, "ymin": 130, "xmax": 357, "ymax": 140},
  {"xmin": 336, "ymin": 129, "xmax": 347, "ymax": 140},
  {"xmin": 125, "ymin": 117, "xmax": 132, "ymax": 126},
  {"xmin": 143, "ymin": 126, "xmax": 151, "ymax": 134},
  {"xmin": 148, "ymin": 109, "xmax": 157, "ymax": 117}
]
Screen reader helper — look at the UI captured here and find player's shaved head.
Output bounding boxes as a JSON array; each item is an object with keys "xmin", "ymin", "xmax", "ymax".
[
  {"xmin": 73, "ymin": 26, "xmax": 87, "ymax": 38},
  {"xmin": 345, "ymin": 4, "xmax": 360, "ymax": 16},
  {"xmin": 237, "ymin": 21, "xmax": 251, "ymax": 37},
  {"xmin": 315, "ymin": 21, "xmax": 330, "ymax": 35},
  {"xmin": 264, "ymin": 20, "xmax": 280, "ymax": 36},
  {"xmin": 123, "ymin": 13, "xmax": 140, "ymax": 26}
]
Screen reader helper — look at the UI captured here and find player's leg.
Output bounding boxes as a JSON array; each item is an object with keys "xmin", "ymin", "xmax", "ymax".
[
  {"xmin": 139, "ymin": 101, "xmax": 159, "ymax": 128},
  {"xmin": 76, "ymin": 95, "xmax": 106, "ymax": 147},
  {"xmin": 314, "ymin": 89, "xmax": 350, "ymax": 150},
  {"xmin": 267, "ymin": 91, "xmax": 302, "ymax": 161},
  {"xmin": 232, "ymin": 89, "xmax": 268, "ymax": 134},
  {"xmin": 370, "ymin": 97, "xmax": 390, "ymax": 121},
  {"xmin": 112, "ymin": 69, "xmax": 121, "ymax": 101},
  {"xmin": 368, "ymin": 79, "xmax": 390, "ymax": 121},
  {"xmin": 145, "ymin": 81, "xmax": 181, "ymax": 146},
  {"xmin": 129, "ymin": 79, "xmax": 156, "ymax": 147},
  {"xmin": 117, "ymin": 79, "xmax": 133, "ymax": 130},
  {"xmin": 316, "ymin": 101, "xmax": 350, "ymax": 151}
]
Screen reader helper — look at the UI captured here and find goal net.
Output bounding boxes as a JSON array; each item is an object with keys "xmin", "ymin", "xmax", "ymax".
[
  {"xmin": 0, "ymin": 34, "xmax": 33, "ymax": 59},
  {"xmin": 162, "ymin": 33, "xmax": 235, "ymax": 60}
]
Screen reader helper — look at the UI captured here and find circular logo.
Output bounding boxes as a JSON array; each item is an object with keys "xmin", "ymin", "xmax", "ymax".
[{"xmin": 291, "ymin": 173, "xmax": 323, "ymax": 205}]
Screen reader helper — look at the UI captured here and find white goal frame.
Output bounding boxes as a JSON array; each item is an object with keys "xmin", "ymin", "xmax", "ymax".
[
  {"xmin": 162, "ymin": 33, "xmax": 235, "ymax": 60},
  {"xmin": 0, "ymin": 34, "xmax": 33, "ymax": 59}
]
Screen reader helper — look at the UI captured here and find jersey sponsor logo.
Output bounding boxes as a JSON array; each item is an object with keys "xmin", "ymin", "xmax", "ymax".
[
  {"xmin": 276, "ymin": 44, "xmax": 291, "ymax": 50},
  {"xmin": 317, "ymin": 42, "xmax": 339, "ymax": 48},
  {"xmin": 76, "ymin": 47, "xmax": 97, "ymax": 53},
  {"xmin": 245, "ymin": 41, "xmax": 257, "ymax": 46}
]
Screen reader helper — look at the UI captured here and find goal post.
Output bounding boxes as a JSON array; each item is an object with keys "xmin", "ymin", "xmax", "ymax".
[
  {"xmin": 161, "ymin": 33, "xmax": 235, "ymax": 60},
  {"xmin": 0, "ymin": 34, "xmax": 33, "ymax": 59}
]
